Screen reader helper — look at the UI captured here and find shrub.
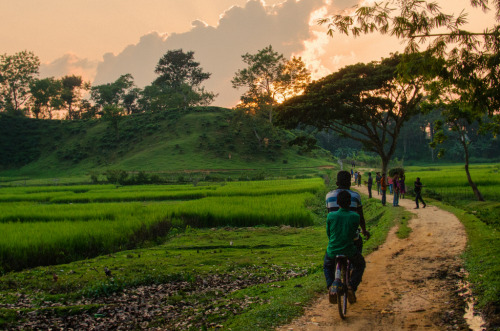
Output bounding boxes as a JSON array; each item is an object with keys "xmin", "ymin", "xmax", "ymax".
[{"xmin": 105, "ymin": 169, "xmax": 128, "ymax": 184}]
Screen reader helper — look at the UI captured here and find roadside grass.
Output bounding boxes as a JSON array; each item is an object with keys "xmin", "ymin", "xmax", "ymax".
[
  {"xmin": 395, "ymin": 212, "xmax": 413, "ymax": 239},
  {"xmin": 0, "ymin": 185, "xmax": 405, "ymax": 330}
]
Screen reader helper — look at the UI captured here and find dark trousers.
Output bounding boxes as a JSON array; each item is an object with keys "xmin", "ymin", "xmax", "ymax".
[
  {"xmin": 368, "ymin": 185, "xmax": 372, "ymax": 198},
  {"xmin": 381, "ymin": 189, "xmax": 386, "ymax": 205},
  {"xmin": 415, "ymin": 192, "xmax": 425, "ymax": 207},
  {"xmin": 323, "ymin": 252, "xmax": 366, "ymax": 292}
]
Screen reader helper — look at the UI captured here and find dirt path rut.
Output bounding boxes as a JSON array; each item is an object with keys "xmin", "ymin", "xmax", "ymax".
[{"xmin": 278, "ymin": 186, "xmax": 468, "ymax": 330}]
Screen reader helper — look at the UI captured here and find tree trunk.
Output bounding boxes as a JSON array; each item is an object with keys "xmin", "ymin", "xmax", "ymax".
[
  {"xmin": 463, "ymin": 139, "xmax": 485, "ymax": 201},
  {"xmin": 252, "ymin": 128, "xmax": 262, "ymax": 146},
  {"xmin": 381, "ymin": 156, "xmax": 389, "ymax": 176},
  {"xmin": 429, "ymin": 123, "xmax": 435, "ymax": 162}
]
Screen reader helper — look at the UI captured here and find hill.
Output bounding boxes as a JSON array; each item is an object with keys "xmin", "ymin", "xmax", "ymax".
[{"xmin": 0, "ymin": 107, "xmax": 333, "ymax": 180}]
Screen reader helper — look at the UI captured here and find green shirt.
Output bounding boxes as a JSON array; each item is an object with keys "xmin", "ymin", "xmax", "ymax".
[{"xmin": 326, "ymin": 208, "xmax": 360, "ymax": 258}]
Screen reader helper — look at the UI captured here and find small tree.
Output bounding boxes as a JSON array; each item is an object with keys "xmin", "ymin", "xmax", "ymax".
[
  {"xmin": 90, "ymin": 74, "xmax": 135, "ymax": 112},
  {"xmin": 0, "ymin": 51, "xmax": 40, "ymax": 113},
  {"xmin": 152, "ymin": 49, "xmax": 215, "ymax": 109},
  {"xmin": 232, "ymin": 45, "xmax": 311, "ymax": 124},
  {"xmin": 29, "ymin": 77, "xmax": 61, "ymax": 119},
  {"xmin": 60, "ymin": 75, "xmax": 87, "ymax": 119},
  {"xmin": 102, "ymin": 104, "xmax": 124, "ymax": 139}
]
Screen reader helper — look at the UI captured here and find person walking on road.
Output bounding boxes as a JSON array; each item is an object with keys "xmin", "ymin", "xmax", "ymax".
[
  {"xmin": 399, "ymin": 174, "xmax": 406, "ymax": 199},
  {"xmin": 380, "ymin": 173, "xmax": 387, "ymax": 206},
  {"xmin": 376, "ymin": 172, "xmax": 381, "ymax": 195},
  {"xmin": 414, "ymin": 177, "xmax": 426, "ymax": 209},
  {"xmin": 367, "ymin": 172, "xmax": 373, "ymax": 198},
  {"xmin": 357, "ymin": 172, "xmax": 362, "ymax": 187},
  {"xmin": 392, "ymin": 174, "xmax": 400, "ymax": 207}
]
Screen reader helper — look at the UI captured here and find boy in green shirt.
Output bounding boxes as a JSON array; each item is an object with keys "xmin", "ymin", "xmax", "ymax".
[{"xmin": 323, "ymin": 190, "xmax": 366, "ymax": 304}]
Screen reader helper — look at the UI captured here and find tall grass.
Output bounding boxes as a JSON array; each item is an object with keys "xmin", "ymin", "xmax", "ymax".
[
  {"xmin": 0, "ymin": 178, "xmax": 324, "ymax": 203},
  {"xmin": 0, "ymin": 179, "xmax": 322, "ymax": 272},
  {"xmin": 170, "ymin": 193, "xmax": 315, "ymax": 228}
]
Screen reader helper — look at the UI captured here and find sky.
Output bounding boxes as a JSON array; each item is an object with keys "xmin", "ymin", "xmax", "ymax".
[{"xmin": 1, "ymin": 0, "xmax": 497, "ymax": 107}]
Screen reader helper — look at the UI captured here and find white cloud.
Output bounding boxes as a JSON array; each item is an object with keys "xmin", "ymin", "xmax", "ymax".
[
  {"xmin": 93, "ymin": 0, "xmax": 325, "ymax": 107},
  {"xmin": 39, "ymin": 54, "xmax": 98, "ymax": 82}
]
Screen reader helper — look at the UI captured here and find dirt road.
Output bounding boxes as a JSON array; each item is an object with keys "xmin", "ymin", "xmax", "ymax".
[{"xmin": 278, "ymin": 186, "xmax": 468, "ymax": 330}]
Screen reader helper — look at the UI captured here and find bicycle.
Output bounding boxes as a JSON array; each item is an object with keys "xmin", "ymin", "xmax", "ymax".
[{"xmin": 330, "ymin": 255, "xmax": 351, "ymax": 319}]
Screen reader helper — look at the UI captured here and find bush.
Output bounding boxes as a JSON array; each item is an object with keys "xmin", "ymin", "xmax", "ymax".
[
  {"xmin": 105, "ymin": 169, "xmax": 129, "ymax": 185},
  {"xmin": 89, "ymin": 171, "xmax": 100, "ymax": 184},
  {"xmin": 133, "ymin": 171, "xmax": 150, "ymax": 185},
  {"xmin": 389, "ymin": 167, "xmax": 405, "ymax": 177}
]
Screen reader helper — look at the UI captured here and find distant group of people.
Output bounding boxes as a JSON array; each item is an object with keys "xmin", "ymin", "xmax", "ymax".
[
  {"xmin": 352, "ymin": 169, "xmax": 426, "ymax": 209},
  {"xmin": 351, "ymin": 169, "xmax": 362, "ymax": 188}
]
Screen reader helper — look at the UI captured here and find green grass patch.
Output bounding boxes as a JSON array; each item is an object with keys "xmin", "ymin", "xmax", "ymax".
[{"xmin": 395, "ymin": 212, "xmax": 413, "ymax": 239}]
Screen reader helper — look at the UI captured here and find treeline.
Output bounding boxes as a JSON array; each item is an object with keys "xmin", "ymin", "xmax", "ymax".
[
  {"xmin": 0, "ymin": 46, "xmax": 310, "ymax": 123},
  {"xmin": 316, "ymin": 110, "xmax": 500, "ymax": 164},
  {"xmin": 0, "ymin": 50, "xmax": 217, "ymax": 120}
]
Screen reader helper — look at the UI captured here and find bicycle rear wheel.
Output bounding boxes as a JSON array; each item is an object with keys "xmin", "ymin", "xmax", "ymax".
[{"xmin": 337, "ymin": 264, "xmax": 348, "ymax": 319}]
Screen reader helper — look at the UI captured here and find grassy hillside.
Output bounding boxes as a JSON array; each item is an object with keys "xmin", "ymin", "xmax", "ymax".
[{"xmin": 0, "ymin": 107, "xmax": 333, "ymax": 180}]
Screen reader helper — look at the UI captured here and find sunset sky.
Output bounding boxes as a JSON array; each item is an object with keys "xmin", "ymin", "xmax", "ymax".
[{"xmin": 1, "ymin": 0, "xmax": 496, "ymax": 107}]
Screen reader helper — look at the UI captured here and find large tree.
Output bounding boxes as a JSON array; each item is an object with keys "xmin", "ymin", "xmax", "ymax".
[
  {"xmin": 152, "ymin": 49, "xmax": 215, "ymax": 109},
  {"xmin": 0, "ymin": 51, "xmax": 40, "ymax": 113},
  {"xmin": 319, "ymin": 0, "xmax": 500, "ymax": 200},
  {"xmin": 278, "ymin": 52, "xmax": 438, "ymax": 174},
  {"xmin": 232, "ymin": 45, "xmax": 311, "ymax": 124}
]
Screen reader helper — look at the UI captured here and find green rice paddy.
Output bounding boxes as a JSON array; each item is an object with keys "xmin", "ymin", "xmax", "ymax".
[{"xmin": 0, "ymin": 178, "xmax": 324, "ymax": 272}]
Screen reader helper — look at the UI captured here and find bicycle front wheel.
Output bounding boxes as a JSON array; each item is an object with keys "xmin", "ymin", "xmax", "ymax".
[{"xmin": 337, "ymin": 266, "xmax": 348, "ymax": 319}]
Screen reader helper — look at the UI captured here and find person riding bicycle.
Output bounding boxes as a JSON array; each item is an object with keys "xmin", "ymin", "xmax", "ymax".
[
  {"xmin": 325, "ymin": 170, "xmax": 370, "ymax": 253},
  {"xmin": 324, "ymin": 190, "xmax": 366, "ymax": 304}
]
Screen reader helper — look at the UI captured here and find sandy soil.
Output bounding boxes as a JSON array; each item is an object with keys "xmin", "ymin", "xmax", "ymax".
[{"xmin": 277, "ymin": 185, "xmax": 468, "ymax": 331}]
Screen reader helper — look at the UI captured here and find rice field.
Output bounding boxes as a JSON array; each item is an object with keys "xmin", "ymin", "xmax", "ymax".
[
  {"xmin": 0, "ymin": 178, "xmax": 324, "ymax": 272},
  {"xmin": 404, "ymin": 163, "xmax": 500, "ymax": 201}
]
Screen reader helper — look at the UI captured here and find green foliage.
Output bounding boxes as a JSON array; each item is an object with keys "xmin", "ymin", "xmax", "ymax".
[
  {"xmin": 0, "ymin": 108, "xmax": 333, "ymax": 177},
  {"xmin": 0, "ymin": 50, "xmax": 40, "ymax": 112},
  {"xmin": 278, "ymin": 52, "xmax": 436, "ymax": 173},
  {"xmin": 388, "ymin": 167, "xmax": 405, "ymax": 177},
  {"xmin": 151, "ymin": 49, "xmax": 215, "ymax": 109},
  {"xmin": 232, "ymin": 46, "xmax": 311, "ymax": 123},
  {"xmin": 103, "ymin": 169, "xmax": 128, "ymax": 185}
]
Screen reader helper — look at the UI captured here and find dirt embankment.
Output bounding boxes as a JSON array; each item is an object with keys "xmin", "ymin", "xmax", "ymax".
[{"xmin": 278, "ymin": 186, "xmax": 469, "ymax": 331}]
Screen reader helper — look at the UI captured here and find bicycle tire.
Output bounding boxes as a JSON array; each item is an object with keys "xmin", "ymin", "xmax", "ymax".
[{"xmin": 337, "ymin": 262, "xmax": 348, "ymax": 319}]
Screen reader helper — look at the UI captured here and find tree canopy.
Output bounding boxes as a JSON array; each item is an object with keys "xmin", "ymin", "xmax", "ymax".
[
  {"xmin": 152, "ymin": 49, "xmax": 215, "ymax": 109},
  {"xmin": 278, "ymin": 52, "xmax": 439, "ymax": 173}
]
